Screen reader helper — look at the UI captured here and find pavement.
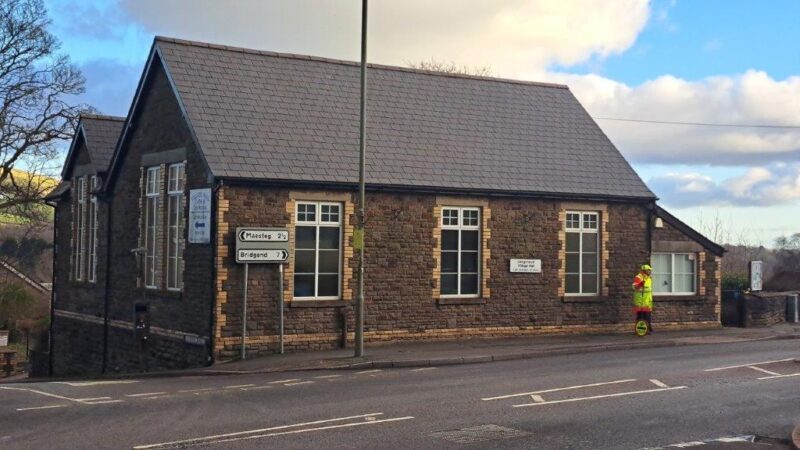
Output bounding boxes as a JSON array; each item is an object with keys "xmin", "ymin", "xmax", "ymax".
[{"xmin": 200, "ymin": 323, "xmax": 800, "ymax": 376}]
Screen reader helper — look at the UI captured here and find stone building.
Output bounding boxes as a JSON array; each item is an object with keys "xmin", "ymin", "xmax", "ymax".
[{"xmin": 49, "ymin": 37, "xmax": 724, "ymax": 376}]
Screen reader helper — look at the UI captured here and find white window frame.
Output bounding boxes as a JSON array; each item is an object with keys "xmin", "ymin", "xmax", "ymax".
[
  {"xmin": 440, "ymin": 206, "xmax": 481, "ymax": 298},
  {"xmin": 88, "ymin": 175, "xmax": 99, "ymax": 283},
  {"xmin": 144, "ymin": 166, "xmax": 160, "ymax": 289},
  {"xmin": 166, "ymin": 163, "xmax": 185, "ymax": 291},
  {"xmin": 564, "ymin": 211, "xmax": 599, "ymax": 296},
  {"xmin": 293, "ymin": 201, "xmax": 342, "ymax": 300},
  {"xmin": 75, "ymin": 176, "xmax": 86, "ymax": 281},
  {"xmin": 652, "ymin": 252, "xmax": 696, "ymax": 295}
]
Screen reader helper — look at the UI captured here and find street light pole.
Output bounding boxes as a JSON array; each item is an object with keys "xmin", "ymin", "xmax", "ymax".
[{"xmin": 354, "ymin": 0, "xmax": 368, "ymax": 357}]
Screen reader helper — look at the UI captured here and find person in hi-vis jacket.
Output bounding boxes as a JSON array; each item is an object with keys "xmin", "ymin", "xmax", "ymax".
[{"xmin": 632, "ymin": 264, "xmax": 654, "ymax": 334}]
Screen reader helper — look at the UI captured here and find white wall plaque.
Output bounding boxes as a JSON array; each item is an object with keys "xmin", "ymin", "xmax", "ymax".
[{"xmin": 510, "ymin": 259, "xmax": 542, "ymax": 273}]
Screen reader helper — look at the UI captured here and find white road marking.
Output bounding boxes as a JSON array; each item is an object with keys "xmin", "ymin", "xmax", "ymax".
[
  {"xmin": 269, "ymin": 378, "xmax": 300, "ymax": 384},
  {"xmin": 703, "ymin": 358, "xmax": 794, "ymax": 372},
  {"xmin": 240, "ymin": 385, "xmax": 272, "ymax": 391},
  {"xmin": 672, "ymin": 441, "xmax": 705, "ymax": 447},
  {"xmin": 0, "ymin": 386, "xmax": 83, "ymax": 404},
  {"xmin": 200, "ymin": 416, "xmax": 415, "ymax": 447},
  {"xmin": 482, "ymin": 379, "xmax": 637, "ymax": 401},
  {"xmin": 530, "ymin": 395, "xmax": 545, "ymax": 403},
  {"xmin": 356, "ymin": 369, "xmax": 382, "ymax": 375},
  {"xmin": 224, "ymin": 384, "xmax": 256, "ymax": 389},
  {"xmin": 747, "ymin": 366, "xmax": 780, "ymax": 376},
  {"xmin": 133, "ymin": 413, "xmax": 385, "ymax": 449},
  {"xmin": 512, "ymin": 386, "xmax": 688, "ymax": 408},
  {"xmin": 143, "ymin": 395, "xmax": 174, "ymax": 400},
  {"xmin": 53, "ymin": 380, "xmax": 139, "ymax": 387},
  {"xmin": 16, "ymin": 404, "xmax": 69, "ymax": 411},
  {"xmin": 649, "ymin": 379, "xmax": 669, "ymax": 388},
  {"xmin": 285, "ymin": 381, "xmax": 314, "ymax": 386},
  {"xmin": 75, "ymin": 397, "xmax": 111, "ymax": 402},
  {"xmin": 178, "ymin": 388, "xmax": 214, "ymax": 393},
  {"xmin": 411, "ymin": 367, "xmax": 438, "ymax": 372},
  {"xmin": 83, "ymin": 399, "xmax": 123, "ymax": 405},
  {"xmin": 757, "ymin": 372, "xmax": 800, "ymax": 380},
  {"xmin": 125, "ymin": 392, "xmax": 167, "ymax": 398},
  {"xmin": 314, "ymin": 374, "xmax": 342, "ymax": 379}
]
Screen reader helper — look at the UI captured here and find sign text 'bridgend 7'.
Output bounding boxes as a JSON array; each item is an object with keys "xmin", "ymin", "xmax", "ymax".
[{"xmin": 237, "ymin": 249, "xmax": 289, "ymax": 263}]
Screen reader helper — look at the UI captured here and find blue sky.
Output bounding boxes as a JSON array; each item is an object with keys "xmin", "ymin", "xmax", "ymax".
[{"xmin": 44, "ymin": 0, "xmax": 799, "ymax": 246}]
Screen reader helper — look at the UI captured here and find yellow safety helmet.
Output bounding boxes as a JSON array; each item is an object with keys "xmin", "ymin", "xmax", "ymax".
[{"xmin": 641, "ymin": 264, "xmax": 652, "ymax": 272}]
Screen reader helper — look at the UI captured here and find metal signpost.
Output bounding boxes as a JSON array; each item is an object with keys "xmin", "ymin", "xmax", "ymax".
[{"xmin": 235, "ymin": 228, "xmax": 289, "ymax": 359}]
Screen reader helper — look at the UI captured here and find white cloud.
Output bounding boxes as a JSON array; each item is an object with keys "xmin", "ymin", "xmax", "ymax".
[
  {"xmin": 544, "ymin": 70, "xmax": 800, "ymax": 166},
  {"xmin": 119, "ymin": 0, "xmax": 649, "ymax": 75},
  {"xmin": 649, "ymin": 163, "xmax": 800, "ymax": 207}
]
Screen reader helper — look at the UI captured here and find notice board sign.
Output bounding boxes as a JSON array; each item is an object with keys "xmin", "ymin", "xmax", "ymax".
[
  {"xmin": 189, "ymin": 188, "xmax": 212, "ymax": 244},
  {"xmin": 510, "ymin": 259, "xmax": 542, "ymax": 273},
  {"xmin": 749, "ymin": 260, "xmax": 763, "ymax": 291}
]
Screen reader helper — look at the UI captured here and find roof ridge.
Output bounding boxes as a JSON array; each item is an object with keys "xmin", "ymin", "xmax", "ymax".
[
  {"xmin": 154, "ymin": 35, "xmax": 568, "ymax": 90},
  {"xmin": 80, "ymin": 113, "xmax": 126, "ymax": 122}
]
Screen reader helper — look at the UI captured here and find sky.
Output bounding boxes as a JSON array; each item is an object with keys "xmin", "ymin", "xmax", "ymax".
[{"xmin": 44, "ymin": 0, "xmax": 800, "ymax": 246}]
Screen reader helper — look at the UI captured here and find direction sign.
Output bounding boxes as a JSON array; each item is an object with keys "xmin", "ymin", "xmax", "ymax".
[
  {"xmin": 235, "ymin": 227, "xmax": 289, "ymax": 264},
  {"xmin": 238, "ymin": 229, "xmax": 288, "ymax": 242},
  {"xmin": 237, "ymin": 249, "xmax": 289, "ymax": 263}
]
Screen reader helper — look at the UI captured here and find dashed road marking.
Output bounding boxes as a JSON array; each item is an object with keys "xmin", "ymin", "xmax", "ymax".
[
  {"xmin": 178, "ymin": 388, "xmax": 214, "ymax": 394},
  {"xmin": 703, "ymin": 358, "xmax": 794, "ymax": 372},
  {"xmin": 75, "ymin": 397, "xmax": 111, "ymax": 402},
  {"xmin": 125, "ymin": 392, "xmax": 167, "ymax": 398},
  {"xmin": 482, "ymin": 378, "xmax": 637, "ymax": 401},
  {"xmin": 314, "ymin": 374, "xmax": 342, "ymax": 379},
  {"xmin": 640, "ymin": 435, "xmax": 755, "ymax": 449},
  {"xmin": 285, "ymin": 381, "xmax": 314, "ymax": 386},
  {"xmin": 411, "ymin": 367, "xmax": 438, "ymax": 372},
  {"xmin": 530, "ymin": 395, "xmax": 545, "ymax": 403},
  {"xmin": 269, "ymin": 379, "xmax": 300, "ymax": 384},
  {"xmin": 356, "ymin": 369, "xmax": 382, "ymax": 375},
  {"xmin": 16, "ymin": 404, "xmax": 69, "ymax": 412},
  {"xmin": 53, "ymin": 380, "xmax": 139, "ymax": 387},
  {"xmin": 746, "ymin": 365, "xmax": 780, "ymax": 376},
  {"xmin": 224, "ymin": 384, "xmax": 256, "ymax": 389},
  {"xmin": 512, "ymin": 385, "xmax": 688, "ymax": 408},
  {"xmin": 83, "ymin": 399, "xmax": 123, "ymax": 405},
  {"xmin": 240, "ymin": 385, "xmax": 272, "ymax": 391},
  {"xmin": 649, "ymin": 379, "xmax": 669, "ymax": 388},
  {"xmin": 1, "ymin": 386, "xmax": 84, "ymax": 404},
  {"xmin": 133, "ymin": 412, "xmax": 388, "ymax": 449}
]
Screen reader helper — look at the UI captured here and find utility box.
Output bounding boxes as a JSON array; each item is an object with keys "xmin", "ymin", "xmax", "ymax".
[
  {"xmin": 0, "ymin": 330, "xmax": 8, "ymax": 347},
  {"xmin": 787, "ymin": 294, "xmax": 799, "ymax": 323}
]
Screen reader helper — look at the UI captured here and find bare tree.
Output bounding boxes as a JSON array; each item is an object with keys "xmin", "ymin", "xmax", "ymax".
[
  {"xmin": 408, "ymin": 59, "xmax": 493, "ymax": 77},
  {"xmin": 0, "ymin": 0, "xmax": 86, "ymax": 221}
]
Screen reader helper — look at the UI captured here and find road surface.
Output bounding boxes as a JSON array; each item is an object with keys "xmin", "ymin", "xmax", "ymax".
[{"xmin": 1, "ymin": 339, "xmax": 798, "ymax": 449}]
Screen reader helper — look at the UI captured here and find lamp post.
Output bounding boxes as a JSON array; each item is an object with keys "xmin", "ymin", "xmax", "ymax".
[{"xmin": 354, "ymin": 0, "xmax": 368, "ymax": 357}]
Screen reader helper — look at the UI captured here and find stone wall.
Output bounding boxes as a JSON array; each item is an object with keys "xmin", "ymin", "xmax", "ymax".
[
  {"xmin": 51, "ymin": 56, "xmax": 214, "ymax": 375},
  {"xmin": 214, "ymin": 187, "xmax": 720, "ymax": 360},
  {"xmin": 744, "ymin": 293, "xmax": 787, "ymax": 327}
]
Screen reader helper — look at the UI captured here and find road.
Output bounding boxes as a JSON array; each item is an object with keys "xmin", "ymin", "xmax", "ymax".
[{"xmin": 1, "ymin": 339, "xmax": 799, "ymax": 449}]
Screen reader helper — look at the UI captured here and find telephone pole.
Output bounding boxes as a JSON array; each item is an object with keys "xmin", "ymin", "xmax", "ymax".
[{"xmin": 354, "ymin": 0, "xmax": 368, "ymax": 357}]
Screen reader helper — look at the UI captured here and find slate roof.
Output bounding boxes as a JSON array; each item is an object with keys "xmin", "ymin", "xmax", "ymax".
[
  {"xmin": 80, "ymin": 114, "xmax": 125, "ymax": 172},
  {"xmin": 154, "ymin": 37, "xmax": 655, "ymax": 200}
]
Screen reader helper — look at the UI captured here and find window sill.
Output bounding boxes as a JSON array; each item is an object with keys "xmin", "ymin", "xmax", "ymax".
[
  {"xmin": 437, "ymin": 297, "xmax": 487, "ymax": 305},
  {"xmin": 654, "ymin": 295, "xmax": 708, "ymax": 302},
  {"xmin": 561, "ymin": 295, "xmax": 607, "ymax": 303},
  {"xmin": 290, "ymin": 300, "xmax": 347, "ymax": 308}
]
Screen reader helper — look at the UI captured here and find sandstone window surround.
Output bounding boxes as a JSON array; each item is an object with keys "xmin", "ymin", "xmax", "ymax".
[
  {"xmin": 564, "ymin": 211, "xmax": 599, "ymax": 295},
  {"xmin": 293, "ymin": 201, "xmax": 343, "ymax": 300},
  {"xmin": 166, "ymin": 163, "xmax": 186, "ymax": 291},
  {"xmin": 87, "ymin": 175, "xmax": 99, "ymax": 283},
  {"xmin": 651, "ymin": 252, "xmax": 696, "ymax": 295},
  {"xmin": 558, "ymin": 203, "xmax": 609, "ymax": 300},
  {"xmin": 432, "ymin": 198, "xmax": 491, "ymax": 304},
  {"xmin": 440, "ymin": 207, "xmax": 481, "ymax": 298}
]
